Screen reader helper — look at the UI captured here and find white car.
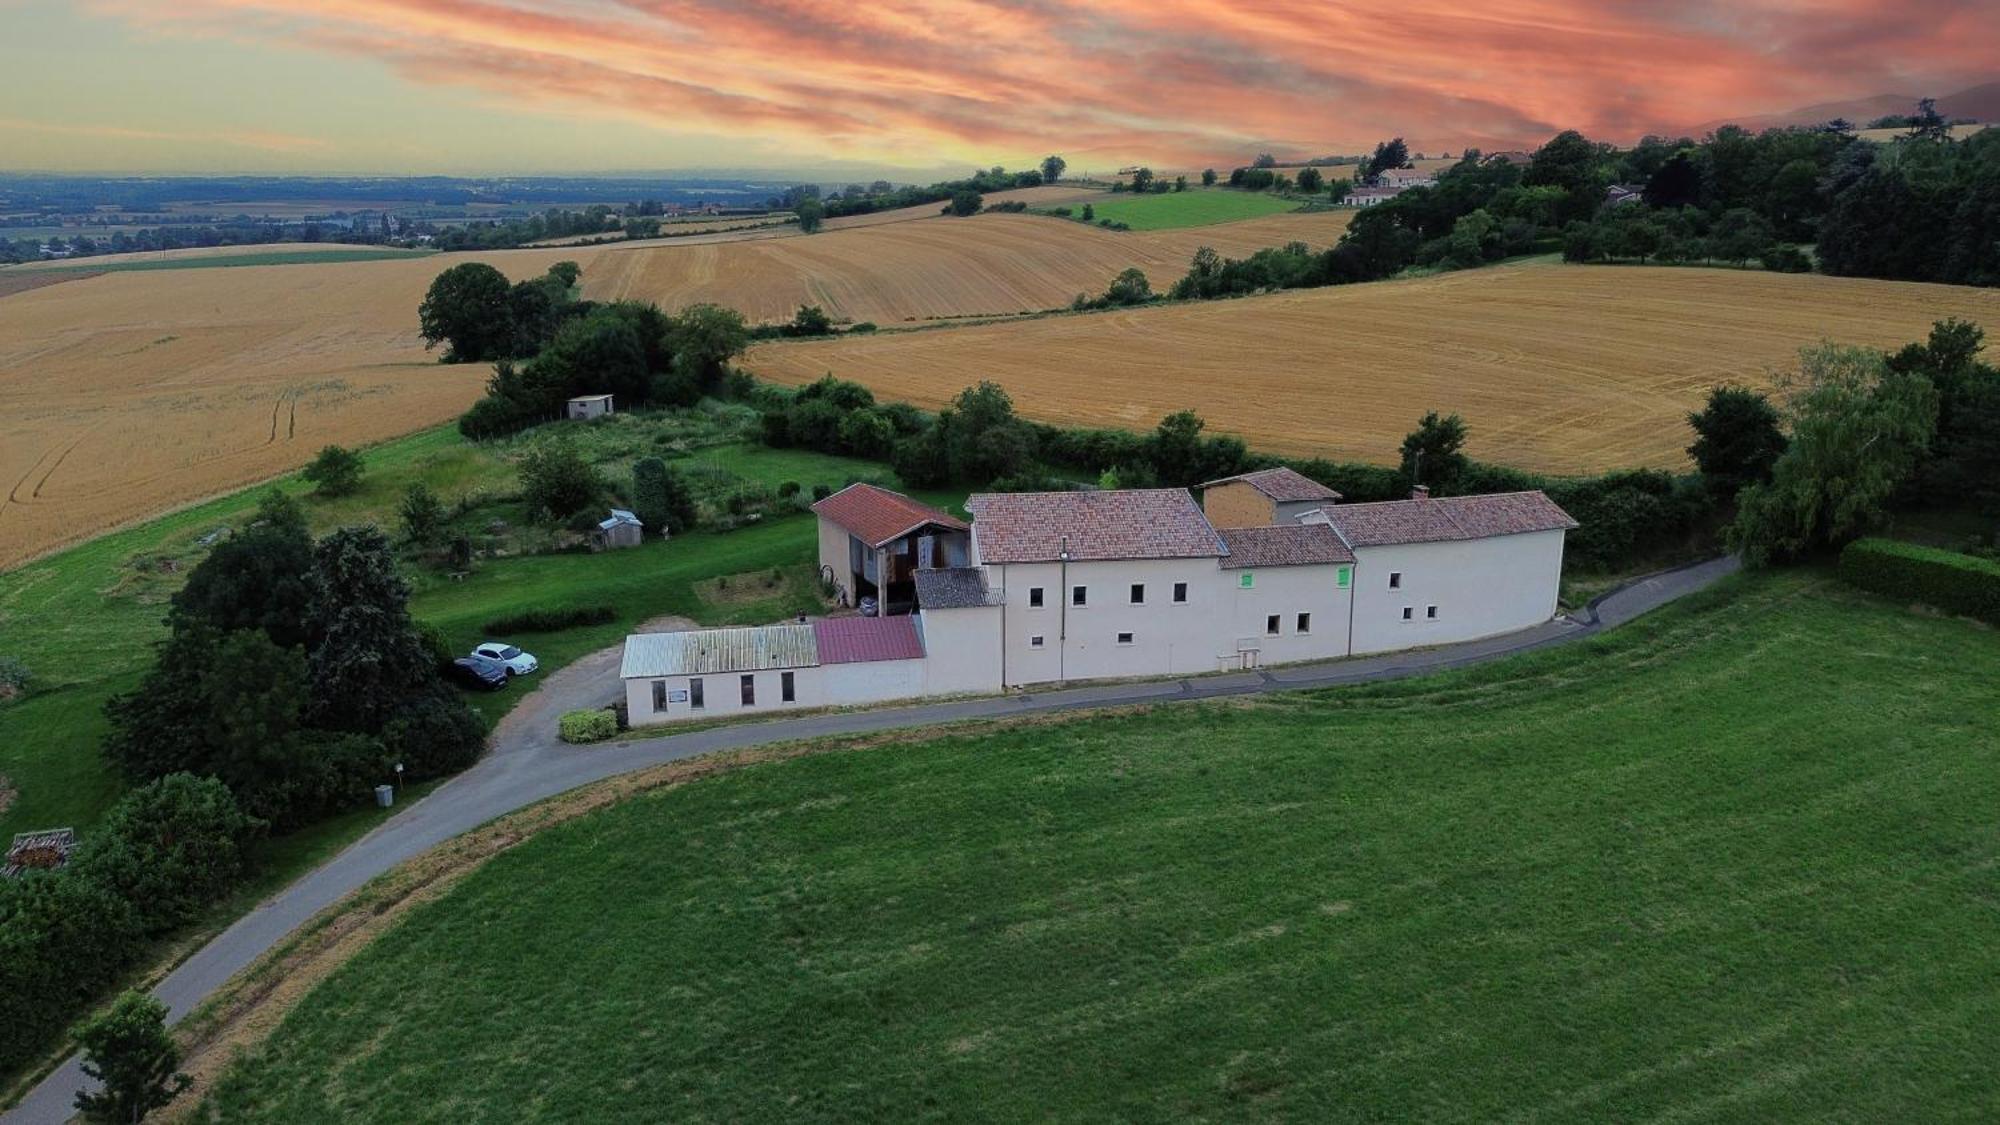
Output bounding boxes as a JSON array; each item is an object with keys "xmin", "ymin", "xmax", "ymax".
[{"xmin": 471, "ymin": 642, "xmax": 538, "ymax": 676}]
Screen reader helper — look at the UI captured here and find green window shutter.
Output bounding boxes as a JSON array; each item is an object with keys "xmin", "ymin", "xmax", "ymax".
[
  {"xmin": 1239, "ymin": 572, "xmax": 1254, "ymax": 589},
  {"xmin": 1337, "ymin": 566, "xmax": 1351, "ymax": 589}
]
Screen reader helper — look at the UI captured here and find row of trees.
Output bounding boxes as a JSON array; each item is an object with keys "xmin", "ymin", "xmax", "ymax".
[{"xmin": 1552, "ymin": 104, "xmax": 1999, "ymax": 286}]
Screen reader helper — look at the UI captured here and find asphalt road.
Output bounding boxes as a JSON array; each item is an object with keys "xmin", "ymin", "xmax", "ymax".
[{"xmin": 5, "ymin": 554, "xmax": 1738, "ymax": 1123}]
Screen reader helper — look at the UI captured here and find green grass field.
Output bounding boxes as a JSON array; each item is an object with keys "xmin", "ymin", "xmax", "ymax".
[
  {"xmin": 1063, "ymin": 189, "xmax": 1300, "ymax": 230},
  {"xmin": 201, "ymin": 571, "xmax": 2000, "ymax": 1122},
  {"xmin": 4, "ymin": 247, "xmax": 433, "ymax": 274}
]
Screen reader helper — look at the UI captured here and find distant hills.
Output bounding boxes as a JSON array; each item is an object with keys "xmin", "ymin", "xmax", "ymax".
[{"xmin": 1686, "ymin": 79, "xmax": 2000, "ymax": 135}]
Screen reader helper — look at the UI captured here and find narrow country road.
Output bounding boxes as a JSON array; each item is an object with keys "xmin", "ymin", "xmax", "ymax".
[{"xmin": 5, "ymin": 555, "xmax": 1738, "ymax": 1123}]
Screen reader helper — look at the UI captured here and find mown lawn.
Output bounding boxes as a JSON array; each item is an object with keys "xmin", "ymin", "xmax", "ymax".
[
  {"xmin": 1072, "ymin": 189, "xmax": 1300, "ymax": 230},
  {"xmin": 203, "ymin": 571, "xmax": 2000, "ymax": 1122}
]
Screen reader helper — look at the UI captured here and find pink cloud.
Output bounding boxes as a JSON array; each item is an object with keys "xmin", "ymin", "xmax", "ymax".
[{"xmin": 82, "ymin": 0, "xmax": 2000, "ymax": 167}]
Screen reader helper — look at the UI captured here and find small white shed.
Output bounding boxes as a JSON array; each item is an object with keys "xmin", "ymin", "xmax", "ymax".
[{"xmin": 567, "ymin": 394, "xmax": 615, "ymax": 421}]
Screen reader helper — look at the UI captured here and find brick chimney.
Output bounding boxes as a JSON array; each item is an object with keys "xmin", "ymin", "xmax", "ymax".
[{"xmin": 1410, "ymin": 484, "xmax": 1431, "ymax": 501}]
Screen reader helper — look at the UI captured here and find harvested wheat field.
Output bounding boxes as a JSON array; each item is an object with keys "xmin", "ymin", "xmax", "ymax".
[
  {"xmin": 745, "ymin": 263, "xmax": 2000, "ymax": 475},
  {"xmin": 0, "ymin": 206, "xmax": 1345, "ymax": 567},
  {"xmin": 585, "ymin": 209, "xmax": 1352, "ymax": 323}
]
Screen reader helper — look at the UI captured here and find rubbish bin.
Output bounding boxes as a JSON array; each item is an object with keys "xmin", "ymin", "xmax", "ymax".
[{"xmin": 375, "ymin": 784, "xmax": 394, "ymax": 808}]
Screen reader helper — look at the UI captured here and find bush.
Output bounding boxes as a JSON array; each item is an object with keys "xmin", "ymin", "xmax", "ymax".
[
  {"xmin": 301, "ymin": 445, "xmax": 364, "ymax": 497},
  {"xmin": 482, "ymin": 605, "xmax": 615, "ymax": 634},
  {"xmin": 559, "ymin": 709, "xmax": 618, "ymax": 744},
  {"xmin": 69, "ymin": 774, "xmax": 262, "ymax": 937},
  {"xmin": 0, "ymin": 872, "xmax": 142, "ymax": 1077},
  {"xmin": 381, "ymin": 690, "xmax": 488, "ymax": 778},
  {"xmin": 1838, "ymin": 538, "xmax": 2000, "ymax": 624},
  {"xmin": 1761, "ymin": 244, "xmax": 1813, "ymax": 273},
  {"xmin": 0, "ymin": 656, "xmax": 26, "ymax": 701}
]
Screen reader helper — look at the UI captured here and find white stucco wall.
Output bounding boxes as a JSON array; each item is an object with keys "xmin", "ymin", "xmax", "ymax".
[
  {"xmin": 1348, "ymin": 529, "xmax": 1567, "ymax": 655},
  {"xmin": 625, "ymin": 655, "xmax": 933, "ymax": 727},
  {"xmin": 1220, "ymin": 562, "xmax": 1353, "ymax": 666},
  {"xmin": 914, "ymin": 605, "xmax": 1005, "ymax": 695},
  {"xmin": 816, "ymin": 516, "xmax": 856, "ymax": 607},
  {"xmin": 989, "ymin": 557, "xmax": 1233, "ymax": 685}
]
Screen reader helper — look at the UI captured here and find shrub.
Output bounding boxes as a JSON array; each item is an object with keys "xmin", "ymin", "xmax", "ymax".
[
  {"xmin": 1761, "ymin": 244, "xmax": 1813, "ymax": 273},
  {"xmin": 559, "ymin": 709, "xmax": 618, "ymax": 744},
  {"xmin": 381, "ymin": 690, "xmax": 487, "ymax": 777},
  {"xmin": 848, "ymin": 322, "xmax": 878, "ymax": 334},
  {"xmin": 0, "ymin": 872, "xmax": 142, "ymax": 1077},
  {"xmin": 301, "ymin": 445, "xmax": 364, "ymax": 497},
  {"xmin": 0, "ymin": 656, "xmax": 26, "ymax": 701},
  {"xmin": 1838, "ymin": 538, "xmax": 2000, "ymax": 624},
  {"xmin": 68, "ymin": 773, "xmax": 262, "ymax": 937},
  {"xmin": 482, "ymin": 605, "xmax": 615, "ymax": 634}
]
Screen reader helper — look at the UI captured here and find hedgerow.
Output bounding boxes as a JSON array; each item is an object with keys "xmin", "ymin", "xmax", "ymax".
[{"xmin": 1838, "ymin": 538, "xmax": 2000, "ymax": 624}]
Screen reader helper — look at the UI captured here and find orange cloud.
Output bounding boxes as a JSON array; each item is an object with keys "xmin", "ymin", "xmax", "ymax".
[{"xmin": 81, "ymin": 0, "xmax": 2000, "ymax": 168}]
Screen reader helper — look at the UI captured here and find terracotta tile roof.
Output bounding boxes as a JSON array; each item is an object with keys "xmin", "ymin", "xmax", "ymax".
[
  {"xmin": 966, "ymin": 488, "xmax": 1227, "ymax": 563},
  {"xmin": 1314, "ymin": 490, "xmax": 1578, "ymax": 548},
  {"xmin": 811, "ymin": 483, "xmax": 967, "ymax": 549},
  {"xmin": 914, "ymin": 567, "xmax": 997, "ymax": 610},
  {"xmin": 1200, "ymin": 466, "xmax": 1342, "ymax": 503},
  {"xmin": 1218, "ymin": 524, "xmax": 1355, "ymax": 568},
  {"xmin": 813, "ymin": 615, "xmax": 926, "ymax": 663}
]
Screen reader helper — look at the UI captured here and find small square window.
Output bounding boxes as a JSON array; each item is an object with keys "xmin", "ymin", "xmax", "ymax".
[
  {"xmin": 1129, "ymin": 583, "xmax": 1145, "ymax": 604},
  {"xmin": 1239, "ymin": 572, "xmax": 1254, "ymax": 589},
  {"xmin": 1427, "ymin": 605, "xmax": 1438, "ymax": 619},
  {"xmin": 1297, "ymin": 612, "xmax": 1311, "ymax": 634},
  {"xmin": 1072, "ymin": 585, "xmax": 1088, "ymax": 607},
  {"xmin": 1030, "ymin": 635, "xmax": 1045, "ymax": 648},
  {"xmin": 1172, "ymin": 582, "xmax": 1188, "ymax": 603},
  {"xmin": 1266, "ymin": 614, "xmax": 1281, "ymax": 636},
  {"xmin": 1401, "ymin": 607, "xmax": 1414, "ymax": 621},
  {"xmin": 1028, "ymin": 586, "xmax": 1044, "ymax": 608},
  {"xmin": 1389, "ymin": 571, "xmax": 1403, "ymax": 589},
  {"xmin": 1116, "ymin": 631, "xmax": 1135, "ymax": 645}
]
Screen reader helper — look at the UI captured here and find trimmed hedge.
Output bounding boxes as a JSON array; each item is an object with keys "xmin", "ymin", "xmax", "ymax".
[
  {"xmin": 482, "ymin": 605, "xmax": 615, "ymax": 634},
  {"xmin": 559, "ymin": 709, "xmax": 618, "ymax": 744},
  {"xmin": 1838, "ymin": 538, "xmax": 2000, "ymax": 624}
]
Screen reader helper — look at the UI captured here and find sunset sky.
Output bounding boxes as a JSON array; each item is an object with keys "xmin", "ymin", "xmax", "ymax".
[{"xmin": 2, "ymin": 0, "xmax": 1997, "ymax": 176}]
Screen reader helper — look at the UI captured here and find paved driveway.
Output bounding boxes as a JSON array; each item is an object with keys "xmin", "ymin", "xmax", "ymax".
[{"xmin": 4, "ymin": 555, "xmax": 1737, "ymax": 1123}]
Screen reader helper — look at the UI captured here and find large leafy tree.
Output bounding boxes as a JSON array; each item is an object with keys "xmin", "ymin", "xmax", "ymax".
[
  {"xmin": 418, "ymin": 262, "xmax": 513, "ymax": 363},
  {"xmin": 1399, "ymin": 411, "xmax": 1470, "ymax": 494},
  {"xmin": 1729, "ymin": 343, "xmax": 1940, "ymax": 565},
  {"xmin": 306, "ymin": 527, "xmax": 436, "ymax": 732},
  {"xmin": 1040, "ymin": 154, "xmax": 1066, "ymax": 183},
  {"xmin": 170, "ymin": 489, "xmax": 316, "ymax": 649},
  {"xmin": 666, "ymin": 303, "xmax": 749, "ymax": 392},
  {"xmin": 630, "ymin": 457, "xmax": 696, "ymax": 536},
  {"xmin": 1687, "ymin": 386, "xmax": 1787, "ymax": 499}
]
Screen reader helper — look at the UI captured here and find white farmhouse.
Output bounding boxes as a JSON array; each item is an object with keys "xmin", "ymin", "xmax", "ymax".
[{"xmin": 619, "ymin": 480, "xmax": 1577, "ymax": 726}]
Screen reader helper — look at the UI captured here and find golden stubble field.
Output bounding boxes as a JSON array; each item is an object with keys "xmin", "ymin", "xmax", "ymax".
[
  {"xmin": 744, "ymin": 263, "xmax": 2000, "ymax": 475},
  {"xmin": 0, "ymin": 201, "xmax": 1347, "ymax": 568}
]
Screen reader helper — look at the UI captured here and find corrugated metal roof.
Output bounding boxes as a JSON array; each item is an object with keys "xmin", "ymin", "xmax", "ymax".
[
  {"xmin": 620, "ymin": 625, "xmax": 817, "ymax": 678},
  {"xmin": 813, "ymin": 616, "xmax": 926, "ymax": 664}
]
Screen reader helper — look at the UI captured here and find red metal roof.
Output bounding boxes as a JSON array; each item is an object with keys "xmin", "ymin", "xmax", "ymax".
[
  {"xmin": 812, "ymin": 615, "xmax": 926, "ymax": 664},
  {"xmin": 811, "ymin": 483, "xmax": 967, "ymax": 549}
]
